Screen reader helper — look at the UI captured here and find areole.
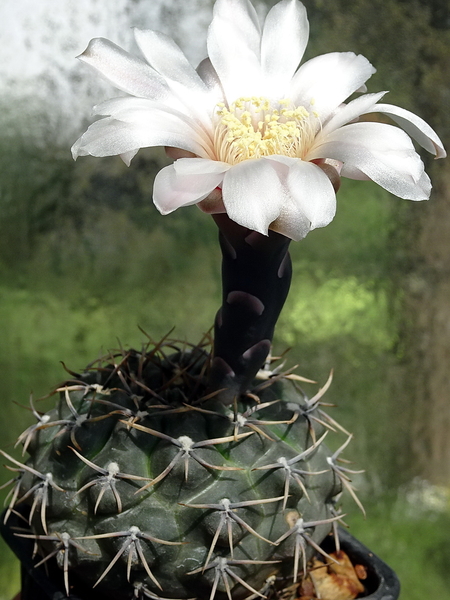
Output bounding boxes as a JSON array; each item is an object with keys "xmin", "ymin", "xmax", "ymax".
[{"xmin": 1, "ymin": 507, "xmax": 400, "ymax": 600}]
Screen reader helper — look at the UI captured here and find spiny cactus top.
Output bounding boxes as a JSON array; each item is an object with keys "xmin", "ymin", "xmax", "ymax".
[{"xmin": 1, "ymin": 339, "xmax": 362, "ymax": 600}]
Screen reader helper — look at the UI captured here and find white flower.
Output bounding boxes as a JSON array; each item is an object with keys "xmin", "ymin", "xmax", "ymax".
[{"xmin": 72, "ymin": 0, "xmax": 446, "ymax": 241}]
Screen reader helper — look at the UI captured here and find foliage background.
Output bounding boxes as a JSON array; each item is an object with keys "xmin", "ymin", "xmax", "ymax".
[{"xmin": 0, "ymin": 0, "xmax": 449, "ymax": 598}]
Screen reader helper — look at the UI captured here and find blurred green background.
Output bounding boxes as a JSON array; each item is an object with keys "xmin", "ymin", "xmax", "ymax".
[{"xmin": 0, "ymin": 0, "xmax": 449, "ymax": 598}]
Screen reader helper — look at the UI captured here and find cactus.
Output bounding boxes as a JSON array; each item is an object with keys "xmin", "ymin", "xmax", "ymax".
[
  {"xmin": 1, "ymin": 337, "xmax": 362, "ymax": 600},
  {"xmin": 9, "ymin": 0, "xmax": 436, "ymax": 591},
  {"xmin": 0, "ymin": 183, "xmax": 365, "ymax": 600},
  {"xmin": 1, "ymin": 0, "xmax": 445, "ymax": 595}
]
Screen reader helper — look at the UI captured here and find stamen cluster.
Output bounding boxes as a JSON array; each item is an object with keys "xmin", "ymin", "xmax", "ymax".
[{"xmin": 214, "ymin": 96, "xmax": 317, "ymax": 164}]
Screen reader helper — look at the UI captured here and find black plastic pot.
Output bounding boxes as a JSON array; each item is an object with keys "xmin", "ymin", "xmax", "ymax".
[{"xmin": 1, "ymin": 508, "xmax": 400, "ymax": 600}]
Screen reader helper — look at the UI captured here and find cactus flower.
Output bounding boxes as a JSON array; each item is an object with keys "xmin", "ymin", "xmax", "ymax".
[{"xmin": 72, "ymin": 0, "xmax": 446, "ymax": 241}]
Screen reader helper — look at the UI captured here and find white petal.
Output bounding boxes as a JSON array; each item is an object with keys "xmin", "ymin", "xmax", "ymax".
[
  {"xmin": 173, "ymin": 157, "xmax": 230, "ymax": 177},
  {"xmin": 133, "ymin": 28, "xmax": 205, "ymax": 90},
  {"xmin": 320, "ymin": 91, "xmax": 387, "ymax": 136},
  {"xmin": 222, "ymin": 159, "xmax": 284, "ymax": 235},
  {"xmin": 93, "ymin": 97, "xmax": 182, "ymax": 117},
  {"xmin": 311, "ymin": 122, "xmax": 423, "ymax": 178},
  {"xmin": 133, "ymin": 28, "xmax": 216, "ymax": 130},
  {"xmin": 335, "ymin": 164, "xmax": 371, "ymax": 181},
  {"xmin": 153, "ymin": 159, "xmax": 230, "ymax": 214},
  {"xmin": 367, "ymin": 103, "xmax": 446, "ymax": 159},
  {"xmin": 77, "ymin": 38, "xmax": 169, "ymax": 101},
  {"xmin": 310, "ymin": 122, "xmax": 431, "ymax": 200},
  {"xmin": 71, "ymin": 116, "xmax": 207, "ymax": 160},
  {"xmin": 90, "ymin": 98, "xmax": 213, "ymax": 157},
  {"xmin": 288, "ymin": 161, "xmax": 337, "ymax": 228},
  {"xmin": 93, "ymin": 97, "xmax": 202, "ymax": 133},
  {"xmin": 290, "ymin": 52, "xmax": 376, "ymax": 123},
  {"xmin": 197, "ymin": 58, "xmax": 225, "ymax": 104},
  {"xmin": 263, "ymin": 156, "xmax": 310, "ymax": 240},
  {"xmin": 269, "ymin": 202, "xmax": 311, "ymax": 241},
  {"xmin": 410, "ymin": 170, "xmax": 432, "ymax": 199},
  {"xmin": 210, "ymin": 0, "xmax": 261, "ymax": 57},
  {"xmin": 120, "ymin": 149, "xmax": 139, "ymax": 166},
  {"xmin": 207, "ymin": 0, "xmax": 263, "ymax": 100},
  {"xmin": 266, "ymin": 157, "xmax": 336, "ymax": 240},
  {"xmin": 261, "ymin": 0, "xmax": 309, "ymax": 93}
]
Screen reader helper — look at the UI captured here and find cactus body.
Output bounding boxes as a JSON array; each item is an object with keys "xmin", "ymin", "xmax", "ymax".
[{"xmin": 3, "ymin": 342, "xmax": 352, "ymax": 600}]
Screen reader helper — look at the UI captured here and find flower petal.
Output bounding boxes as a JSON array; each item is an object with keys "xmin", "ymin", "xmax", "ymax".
[
  {"xmin": 290, "ymin": 52, "xmax": 376, "ymax": 123},
  {"xmin": 222, "ymin": 159, "xmax": 284, "ymax": 235},
  {"xmin": 132, "ymin": 28, "xmax": 217, "ymax": 130},
  {"xmin": 93, "ymin": 97, "xmax": 188, "ymax": 118},
  {"xmin": 267, "ymin": 157, "xmax": 336, "ymax": 240},
  {"xmin": 71, "ymin": 115, "xmax": 208, "ymax": 160},
  {"xmin": 133, "ymin": 28, "xmax": 205, "ymax": 91},
  {"xmin": 263, "ymin": 155, "xmax": 309, "ymax": 240},
  {"xmin": 153, "ymin": 159, "xmax": 230, "ymax": 214},
  {"xmin": 261, "ymin": 0, "xmax": 309, "ymax": 94},
  {"xmin": 309, "ymin": 122, "xmax": 431, "ymax": 200},
  {"xmin": 366, "ymin": 103, "xmax": 447, "ymax": 159},
  {"xmin": 173, "ymin": 157, "xmax": 230, "ymax": 177},
  {"xmin": 88, "ymin": 98, "xmax": 214, "ymax": 157},
  {"xmin": 288, "ymin": 161, "xmax": 337, "ymax": 228},
  {"xmin": 207, "ymin": 0, "xmax": 263, "ymax": 100},
  {"xmin": 320, "ymin": 91, "xmax": 387, "ymax": 136},
  {"xmin": 120, "ymin": 149, "xmax": 139, "ymax": 166},
  {"xmin": 269, "ymin": 202, "xmax": 311, "ymax": 241},
  {"xmin": 77, "ymin": 38, "xmax": 170, "ymax": 101},
  {"xmin": 197, "ymin": 58, "xmax": 225, "ymax": 104}
]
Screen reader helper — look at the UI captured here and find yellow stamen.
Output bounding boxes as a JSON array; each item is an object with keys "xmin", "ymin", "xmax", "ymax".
[{"xmin": 214, "ymin": 96, "xmax": 319, "ymax": 165}]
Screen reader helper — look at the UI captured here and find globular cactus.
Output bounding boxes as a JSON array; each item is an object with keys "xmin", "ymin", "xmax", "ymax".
[{"xmin": 1, "ymin": 338, "xmax": 362, "ymax": 600}]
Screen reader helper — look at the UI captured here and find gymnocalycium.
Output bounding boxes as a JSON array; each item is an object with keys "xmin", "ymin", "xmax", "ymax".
[{"xmin": 2, "ymin": 0, "xmax": 445, "ymax": 599}]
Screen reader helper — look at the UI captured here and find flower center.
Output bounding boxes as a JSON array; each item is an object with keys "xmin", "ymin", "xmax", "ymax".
[{"xmin": 214, "ymin": 96, "xmax": 318, "ymax": 165}]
